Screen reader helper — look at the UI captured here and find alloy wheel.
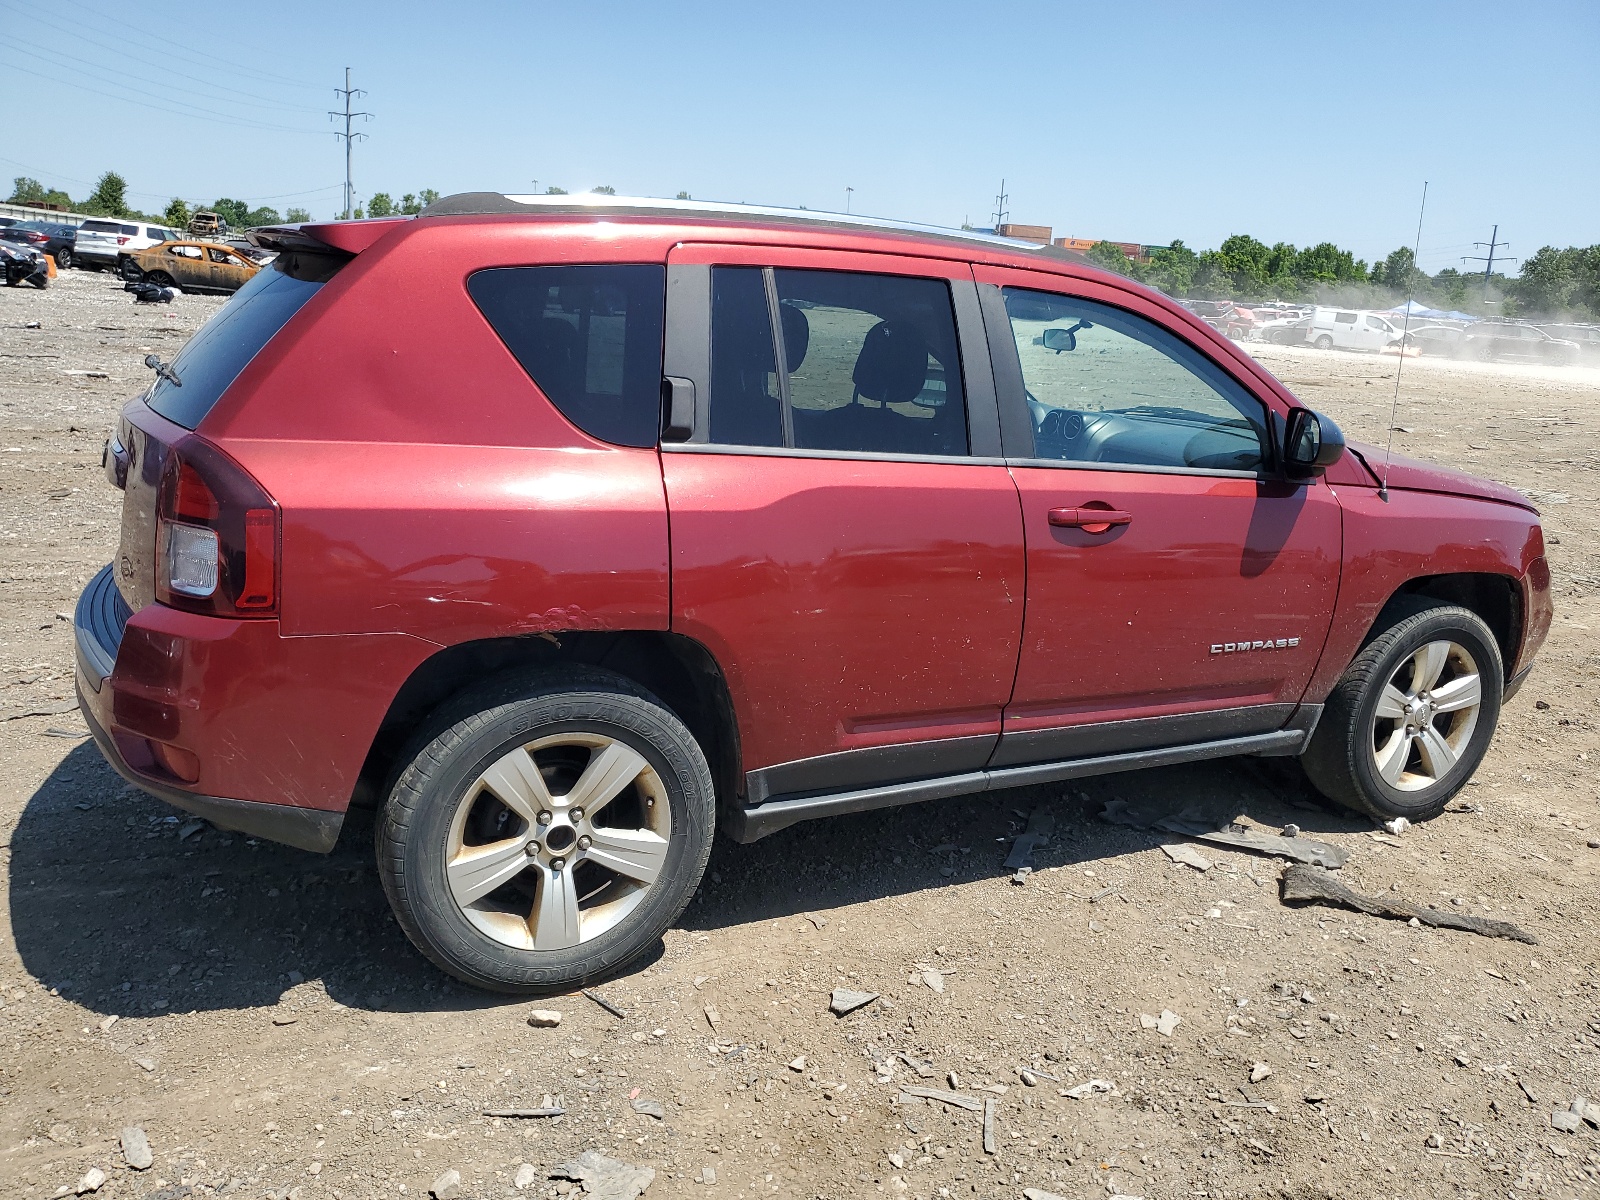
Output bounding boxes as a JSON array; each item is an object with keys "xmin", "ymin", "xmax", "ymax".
[
  {"xmin": 445, "ymin": 732, "xmax": 672, "ymax": 951},
  {"xmin": 1370, "ymin": 639, "xmax": 1483, "ymax": 791}
]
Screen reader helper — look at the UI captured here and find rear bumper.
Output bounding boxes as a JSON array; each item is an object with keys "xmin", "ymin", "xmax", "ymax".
[
  {"xmin": 73, "ymin": 563, "xmax": 436, "ymax": 854},
  {"xmin": 76, "ymin": 680, "xmax": 344, "ymax": 852}
]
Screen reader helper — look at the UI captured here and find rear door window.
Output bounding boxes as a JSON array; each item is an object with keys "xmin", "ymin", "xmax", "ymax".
[
  {"xmin": 705, "ymin": 267, "xmax": 969, "ymax": 457},
  {"xmin": 145, "ymin": 252, "xmax": 342, "ymax": 429},
  {"xmin": 468, "ymin": 265, "xmax": 666, "ymax": 449}
]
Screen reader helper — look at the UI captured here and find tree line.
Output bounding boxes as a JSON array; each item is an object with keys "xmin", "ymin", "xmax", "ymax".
[{"xmin": 1083, "ymin": 232, "xmax": 1600, "ymax": 320}]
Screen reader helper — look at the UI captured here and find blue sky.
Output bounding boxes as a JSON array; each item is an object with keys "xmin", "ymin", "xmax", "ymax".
[{"xmin": 2, "ymin": 1, "xmax": 1594, "ymax": 272}]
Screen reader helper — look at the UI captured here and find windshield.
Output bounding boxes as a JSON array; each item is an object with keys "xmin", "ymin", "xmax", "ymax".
[{"xmin": 145, "ymin": 250, "xmax": 344, "ymax": 429}]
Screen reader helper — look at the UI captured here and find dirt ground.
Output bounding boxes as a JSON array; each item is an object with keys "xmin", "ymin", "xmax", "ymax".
[{"xmin": 1, "ymin": 269, "xmax": 1597, "ymax": 1200}]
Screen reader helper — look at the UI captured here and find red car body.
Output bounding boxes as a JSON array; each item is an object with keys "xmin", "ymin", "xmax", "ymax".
[{"xmin": 75, "ymin": 199, "xmax": 1551, "ymax": 852}]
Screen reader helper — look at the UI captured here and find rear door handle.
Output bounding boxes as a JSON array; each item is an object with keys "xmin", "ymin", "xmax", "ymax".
[{"xmin": 1048, "ymin": 506, "xmax": 1132, "ymax": 532}]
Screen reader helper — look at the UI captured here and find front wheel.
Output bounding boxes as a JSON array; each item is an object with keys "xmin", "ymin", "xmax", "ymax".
[
  {"xmin": 145, "ymin": 270, "xmax": 175, "ymax": 288},
  {"xmin": 54, "ymin": 247, "xmax": 73, "ymax": 270},
  {"xmin": 1314, "ymin": 334, "xmax": 1334, "ymax": 350},
  {"xmin": 377, "ymin": 668, "xmax": 715, "ymax": 993},
  {"xmin": 1302, "ymin": 601, "xmax": 1502, "ymax": 822}
]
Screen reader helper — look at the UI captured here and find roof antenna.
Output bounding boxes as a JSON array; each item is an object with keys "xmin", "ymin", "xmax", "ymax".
[{"xmin": 1379, "ymin": 181, "xmax": 1428, "ymax": 503}]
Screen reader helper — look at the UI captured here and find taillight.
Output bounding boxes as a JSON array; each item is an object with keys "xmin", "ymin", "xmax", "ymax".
[
  {"xmin": 155, "ymin": 437, "xmax": 279, "ymax": 617},
  {"xmin": 116, "ymin": 235, "xmax": 130, "ymax": 245}
]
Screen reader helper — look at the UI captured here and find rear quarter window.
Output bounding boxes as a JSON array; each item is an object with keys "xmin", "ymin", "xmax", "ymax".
[
  {"xmin": 144, "ymin": 251, "xmax": 344, "ymax": 429},
  {"xmin": 468, "ymin": 264, "xmax": 666, "ymax": 448}
]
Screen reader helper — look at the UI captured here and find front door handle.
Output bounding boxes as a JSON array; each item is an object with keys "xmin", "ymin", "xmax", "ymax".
[{"xmin": 1048, "ymin": 506, "xmax": 1133, "ymax": 533}]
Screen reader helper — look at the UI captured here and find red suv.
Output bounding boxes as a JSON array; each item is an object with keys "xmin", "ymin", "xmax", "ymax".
[{"xmin": 75, "ymin": 194, "xmax": 1552, "ymax": 993}]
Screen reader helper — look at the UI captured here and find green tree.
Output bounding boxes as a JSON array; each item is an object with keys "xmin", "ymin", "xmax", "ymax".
[
  {"xmin": 1191, "ymin": 249, "xmax": 1232, "ymax": 297},
  {"xmin": 399, "ymin": 193, "xmax": 420, "ymax": 215},
  {"xmin": 591, "ymin": 185, "xmax": 616, "ymax": 195},
  {"xmin": 1217, "ymin": 234, "xmax": 1271, "ymax": 295},
  {"xmin": 1431, "ymin": 268, "xmax": 1468, "ymax": 309},
  {"xmin": 1133, "ymin": 240, "xmax": 1197, "ymax": 296},
  {"xmin": 1293, "ymin": 241, "xmax": 1363, "ymax": 283},
  {"xmin": 1373, "ymin": 246, "xmax": 1424, "ymax": 294},
  {"xmin": 367, "ymin": 192, "xmax": 395, "ymax": 217},
  {"xmin": 676, "ymin": 191, "xmax": 692, "ymax": 200},
  {"xmin": 285, "ymin": 207, "xmax": 312, "ymax": 223},
  {"xmin": 353, "ymin": 205, "xmax": 365, "ymax": 220},
  {"xmin": 9, "ymin": 176, "xmax": 45, "ymax": 204},
  {"xmin": 544, "ymin": 186, "xmax": 568, "ymax": 195},
  {"xmin": 1085, "ymin": 239, "xmax": 1132, "ymax": 276},
  {"xmin": 211, "ymin": 197, "xmax": 250, "ymax": 228},
  {"xmin": 241, "ymin": 206, "xmax": 281, "ymax": 228},
  {"xmin": 419, "ymin": 188, "xmax": 440, "ymax": 206},
  {"xmin": 84, "ymin": 171, "xmax": 131, "ymax": 217},
  {"xmin": 163, "ymin": 198, "xmax": 192, "ymax": 228}
]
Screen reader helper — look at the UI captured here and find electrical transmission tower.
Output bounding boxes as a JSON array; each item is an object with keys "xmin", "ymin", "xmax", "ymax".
[
  {"xmin": 991, "ymin": 179, "xmax": 1009, "ymax": 230},
  {"xmin": 329, "ymin": 68, "xmax": 373, "ymax": 220},
  {"xmin": 1461, "ymin": 225, "xmax": 1515, "ymax": 304}
]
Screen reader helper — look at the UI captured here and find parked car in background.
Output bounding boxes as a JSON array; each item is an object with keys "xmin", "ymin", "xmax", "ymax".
[
  {"xmin": 1462, "ymin": 322, "xmax": 1581, "ymax": 366},
  {"xmin": 1308, "ymin": 307, "xmax": 1401, "ymax": 353},
  {"xmin": 1537, "ymin": 324, "xmax": 1600, "ymax": 364},
  {"xmin": 74, "ymin": 218, "xmax": 179, "ymax": 270},
  {"xmin": 1399, "ymin": 324, "xmax": 1467, "ymax": 357},
  {"xmin": 0, "ymin": 240, "xmax": 48, "ymax": 287},
  {"xmin": 0, "ymin": 220, "xmax": 77, "ymax": 268},
  {"xmin": 76, "ymin": 193, "xmax": 1552, "ymax": 992},
  {"xmin": 1254, "ymin": 315, "xmax": 1311, "ymax": 345},
  {"xmin": 119, "ymin": 240, "xmax": 262, "ymax": 293}
]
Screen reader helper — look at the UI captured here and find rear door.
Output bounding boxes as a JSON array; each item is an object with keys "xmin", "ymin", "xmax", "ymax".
[
  {"xmin": 975, "ymin": 266, "xmax": 1341, "ymax": 765},
  {"xmin": 661, "ymin": 244, "xmax": 1025, "ymax": 802}
]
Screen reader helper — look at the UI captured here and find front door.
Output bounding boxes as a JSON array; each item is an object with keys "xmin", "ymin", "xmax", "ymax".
[
  {"xmin": 662, "ymin": 245, "xmax": 1025, "ymax": 802},
  {"xmin": 976, "ymin": 267, "xmax": 1341, "ymax": 766}
]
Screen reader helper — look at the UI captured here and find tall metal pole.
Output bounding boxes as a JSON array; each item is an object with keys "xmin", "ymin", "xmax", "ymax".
[
  {"xmin": 1462, "ymin": 225, "xmax": 1513, "ymax": 306},
  {"xmin": 329, "ymin": 68, "xmax": 372, "ymax": 219}
]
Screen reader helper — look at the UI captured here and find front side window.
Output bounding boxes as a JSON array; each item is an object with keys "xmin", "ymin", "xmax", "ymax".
[
  {"xmin": 469, "ymin": 264, "xmax": 666, "ymax": 449},
  {"xmin": 706, "ymin": 267, "xmax": 968, "ymax": 457},
  {"xmin": 1003, "ymin": 289, "xmax": 1267, "ymax": 473}
]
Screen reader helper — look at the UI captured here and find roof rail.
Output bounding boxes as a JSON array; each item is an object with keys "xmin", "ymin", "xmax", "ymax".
[{"xmin": 415, "ymin": 191, "xmax": 1067, "ymax": 256}]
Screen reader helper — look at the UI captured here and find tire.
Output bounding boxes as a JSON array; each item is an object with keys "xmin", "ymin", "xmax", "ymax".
[
  {"xmin": 1302, "ymin": 600, "xmax": 1503, "ymax": 823},
  {"xmin": 1314, "ymin": 335, "xmax": 1334, "ymax": 350},
  {"xmin": 54, "ymin": 247, "xmax": 73, "ymax": 270},
  {"xmin": 377, "ymin": 667, "xmax": 716, "ymax": 993},
  {"xmin": 146, "ymin": 270, "xmax": 174, "ymax": 288}
]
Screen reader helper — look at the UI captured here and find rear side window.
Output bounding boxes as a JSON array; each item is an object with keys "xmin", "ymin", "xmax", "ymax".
[
  {"xmin": 704, "ymin": 267, "xmax": 969, "ymax": 457},
  {"xmin": 145, "ymin": 251, "xmax": 342, "ymax": 429},
  {"xmin": 468, "ymin": 265, "xmax": 666, "ymax": 448}
]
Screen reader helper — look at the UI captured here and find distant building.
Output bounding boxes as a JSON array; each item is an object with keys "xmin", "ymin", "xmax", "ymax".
[
  {"xmin": 996, "ymin": 223, "xmax": 1052, "ymax": 245},
  {"xmin": 1054, "ymin": 237, "xmax": 1157, "ymax": 263}
]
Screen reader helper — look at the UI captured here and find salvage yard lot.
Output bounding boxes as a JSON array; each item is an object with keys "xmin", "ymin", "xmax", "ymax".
[{"xmin": 1, "ymin": 270, "xmax": 1597, "ymax": 1200}]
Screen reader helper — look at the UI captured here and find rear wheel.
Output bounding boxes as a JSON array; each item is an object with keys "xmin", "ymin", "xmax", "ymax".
[
  {"xmin": 1302, "ymin": 601, "xmax": 1502, "ymax": 822},
  {"xmin": 377, "ymin": 669, "xmax": 715, "ymax": 993},
  {"xmin": 54, "ymin": 247, "xmax": 73, "ymax": 270}
]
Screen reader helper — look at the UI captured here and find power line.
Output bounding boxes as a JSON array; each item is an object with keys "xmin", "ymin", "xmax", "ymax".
[
  {"xmin": 0, "ymin": 36, "xmax": 322, "ymax": 125},
  {"xmin": 0, "ymin": 2, "xmax": 324, "ymax": 112},
  {"xmin": 45, "ymin": 0, "xmax": 326, "ymax": 92},
  {"xmin": 329, "ymin": 68, "xmax": 373, "ymax": 219},
  {"xmin": 0, "ymin": 58, "xmax": 321, "ymax": 135}
]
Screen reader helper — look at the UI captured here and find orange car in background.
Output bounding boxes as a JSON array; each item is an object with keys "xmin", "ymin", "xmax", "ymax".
[{"xmin": 119, "ymin": 240, "xmax": 261, "ymax": 293}]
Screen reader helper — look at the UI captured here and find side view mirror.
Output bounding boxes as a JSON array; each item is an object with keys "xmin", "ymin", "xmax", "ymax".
[
  {"xmin": 143, "ymin": 353, "xmax": 161, "ymax": 369},
  {"xmin": 1040, "ymin": 320, "xmax": 1092, "ymax": 354},
  {"xmin": 1283, "ymin": 407, "xmax": 1345, "ymax": 477}
]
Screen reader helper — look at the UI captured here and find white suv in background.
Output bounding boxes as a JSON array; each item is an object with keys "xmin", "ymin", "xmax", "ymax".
[{"xmin": 73, "ymin": 219, "xmax": 179, "ymax": 270}]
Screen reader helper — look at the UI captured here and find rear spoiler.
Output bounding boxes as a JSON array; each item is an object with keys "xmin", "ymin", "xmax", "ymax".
[{"xmin": 247, "ymin": 216, "xmax": 410, "ymax": 255}]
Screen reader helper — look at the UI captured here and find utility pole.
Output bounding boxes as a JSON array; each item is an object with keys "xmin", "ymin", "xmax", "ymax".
[
  {"xmin": 1461, "ymin": 225, "xmax": 1514, "ymax": 305},
  {"xmin": 845, "ymin": 187, "xmax": 853, "ymax": 214},
  {"xmin": 329, "ymin": 68, "xmax": 372, "ymax": 220},
  {"xmin": 991, "ymin": 179, "xmax": 1009, "ymax": 230}
]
